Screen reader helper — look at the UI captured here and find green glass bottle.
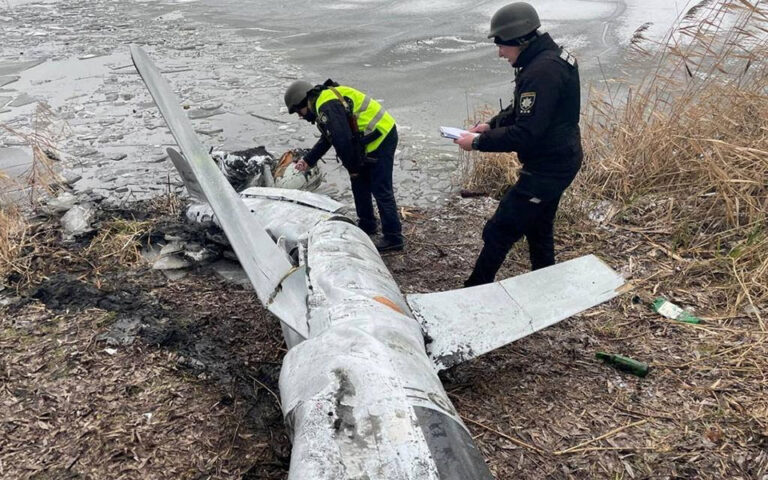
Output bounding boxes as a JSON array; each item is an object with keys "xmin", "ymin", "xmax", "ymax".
[
  {"xmin": 596, "ymin": 352, "xmax": 650, "ymax": 377},
  {"xmin": 652, "ymin": 297, "xmax": 701, "ymax": 324}
]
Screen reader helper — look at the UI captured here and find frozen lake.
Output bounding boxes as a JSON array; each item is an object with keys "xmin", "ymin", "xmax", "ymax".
[
  {"xmin": 0, "ymin": 0, "xmax": 690, "ymax": 206},
  {"xmin": 185, "ymin": 0, "xmax": 685, "ymax": 129}
]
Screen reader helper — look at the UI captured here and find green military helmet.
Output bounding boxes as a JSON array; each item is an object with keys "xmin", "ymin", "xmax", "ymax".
[
  {"xmin": 488, "ymin": 2, "xmax": 541, "ymax": 42},
  {"xmin": 284, "ymin": 80, "xmax": 313, "ymax": 114}
]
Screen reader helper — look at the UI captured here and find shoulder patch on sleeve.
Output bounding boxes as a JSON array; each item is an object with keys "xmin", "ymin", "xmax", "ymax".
[
  {"xmin": 519, "ymin": 91, "xmax": 536, "ymax": 116},
  {"xmin": 559, "ymin": 49, "xmax": 577, "ymax": 67}
]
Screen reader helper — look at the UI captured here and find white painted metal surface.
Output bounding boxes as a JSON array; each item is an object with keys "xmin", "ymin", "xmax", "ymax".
[
  {"xmin": 281, "ymin": 221, "xmax": 478, "ymax": 479},
  {"xmin": 132, "ymin": 46, "xmax": 307, "ymax": 339},
  {"xmin": 240, "ymin": 187, "xmax": 346, "ymax": 213},
  {"xmin": 407, "ymin": 255, "xmax": 626, "ymax": 371}
]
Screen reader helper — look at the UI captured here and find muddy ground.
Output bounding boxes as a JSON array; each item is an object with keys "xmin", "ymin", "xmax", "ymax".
[{"xmin": 1, "ymin": 194, "xmax": 766, "ymax": 479}]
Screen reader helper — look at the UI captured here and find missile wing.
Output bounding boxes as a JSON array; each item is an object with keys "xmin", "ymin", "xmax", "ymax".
[
  {"xmin": 407, "ymin": 255, "xmax": 626, "ymax": 371},
  {"xmin": 131, "ymin": 45, "xmax": 309, "ymax": 339}
]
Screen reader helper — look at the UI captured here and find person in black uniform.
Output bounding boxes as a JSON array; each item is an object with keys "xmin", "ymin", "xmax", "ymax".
[
  {"xmin": 284, "ymin": 79, "xmax": 404, "ymax": 252},
  {"xmin": 455, "ymin": 2, "xmax": 582, "ymax": 287}
]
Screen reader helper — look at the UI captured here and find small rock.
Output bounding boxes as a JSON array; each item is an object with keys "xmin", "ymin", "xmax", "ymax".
[
  {"xmin": 141, "ymin": 244, "xmax": 163, "ymax": 263},
  {"xmin": 162, "ymin": 270, "xmax": 189, "ymax": 282},
  {"xmin": 59, "ymin": 171, "xmax": 83, "ymax": 186},
  {"xmin": 201, "ymin": 101, "xmax": 223, "ymax": 111},
  {"xmin": 162, "ymin": 269, "xmax": 188, "ymax": 281},
  {"xmin": 0, "ymin": 295, "xmax": 21, "ymax": 307},
  {"xmin": 149, "ymin": 152, "xmax": 168, "ymax": 163},
  {"xmin": 159, "ymin": 241, "xmax": 185, "ymax": 256},
  {"xmin": 196, "ymin": 128, "xmax": 224, "ymax": 136},
  {"xmin": 184, "ymin": 247, "xmax": 219, "ymax": 263},
  {"xmin": 44, "ymin": 192, "xmax": 78, "ymax": 213},
  {"xmin": 61, "ymin": 203, "xmax": 96, "ymax": 238},
  {"xmin": 153, "ymin": 254, "xmax": 192, "ymax": 270},
  {"xmin": 211, "ymin": 259, "xmax": 251, "ymax": 288},
  {"xmin": 187, "ymin": 108, "xmax": 223, "ymax": 120},
  {"xmin": 178, "ymin": 356, "xmax": 205, "ymax": 369}
]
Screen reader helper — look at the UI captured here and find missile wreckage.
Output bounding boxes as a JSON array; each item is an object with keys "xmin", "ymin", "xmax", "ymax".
[{"xmin": 131, "ymin": 45, "xmax": 625, "ymax": 479}]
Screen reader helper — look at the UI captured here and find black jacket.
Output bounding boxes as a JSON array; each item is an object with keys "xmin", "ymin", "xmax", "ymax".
[
  {"xmin": 303, "ymin": 84, "xmax": 372, "ymax": 173},
  {"xmin": 476, "ymin": 33, "xmax": 582, "ymax": 183}
]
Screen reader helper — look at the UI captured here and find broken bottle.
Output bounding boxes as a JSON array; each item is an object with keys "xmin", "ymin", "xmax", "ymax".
[
  {"xmin": 596, "ymin": 352, "xmax": 650, "ymax": 377},
  {"xmin": 652, "ymin": 297, "xmax": 702, "ymax": 324}
]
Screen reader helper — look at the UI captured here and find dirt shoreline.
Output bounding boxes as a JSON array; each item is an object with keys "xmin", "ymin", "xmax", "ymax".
[{"xmin": 1, "ymin": 193, "xmax": 766, "ymax": 479}]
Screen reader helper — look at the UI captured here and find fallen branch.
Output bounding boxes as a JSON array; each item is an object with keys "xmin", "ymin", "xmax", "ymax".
[
  {"xmin": 554, "ymin": 419, "xmax": 649, "ymax": 455},
  {"xmin": 462, "ymin": 416, "xmax": 548, "ymax": 455}
]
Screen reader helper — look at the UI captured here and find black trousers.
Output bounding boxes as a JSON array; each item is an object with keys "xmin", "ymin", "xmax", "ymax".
[
  {"xmin": 464, "ymin": 187, "xmax": 564, "ymax": 287},
  {"xmin": 350, "ymin": 127, "xmax": 402, "ymax": 239}
]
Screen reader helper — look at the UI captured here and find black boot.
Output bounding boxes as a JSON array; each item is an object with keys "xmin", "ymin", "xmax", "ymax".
[{"xmin": 374, "ymin": 235, "xmax": 404, "ymax": 252}]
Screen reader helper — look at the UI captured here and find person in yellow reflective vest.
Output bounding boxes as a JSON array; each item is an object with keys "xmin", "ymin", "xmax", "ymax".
[{"xmin": 285, "ymin": 79, "xmax": 404, "ymax": 252}]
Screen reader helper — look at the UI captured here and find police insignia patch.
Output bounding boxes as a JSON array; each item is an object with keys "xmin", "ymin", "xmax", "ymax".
[{"xmin": 519, "ymin": 92, "xmax": 536, "ymax": 115}]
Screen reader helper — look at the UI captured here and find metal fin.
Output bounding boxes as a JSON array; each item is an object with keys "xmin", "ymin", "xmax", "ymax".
[
  {"xmin": 166, "ymin": 147, "xmax": 208, "ymax": 203},
  {"xmin": 131, "ymin": 45, "xmax": 307, "ymax": 339},
  {"xmin": 406, "ymin": 255, "xmax": 625, "ymax": 371},
  {"xmin": 240, "ymin": 187, "xmax": 346, "ymax": 213}
]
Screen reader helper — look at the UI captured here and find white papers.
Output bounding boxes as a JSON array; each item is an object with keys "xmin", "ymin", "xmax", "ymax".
[{"xmin": 439, "ymin": 126, "xmax": 477, "ymax": 140}]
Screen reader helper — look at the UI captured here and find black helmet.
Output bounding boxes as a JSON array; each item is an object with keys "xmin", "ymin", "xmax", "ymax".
[
  {"xmin": 284, "ymin": 80, "xmax": 313, "ymax": 114},
  {"xmin": 488, "ymin": 2, "xmax": 540, "ymax": 44}
]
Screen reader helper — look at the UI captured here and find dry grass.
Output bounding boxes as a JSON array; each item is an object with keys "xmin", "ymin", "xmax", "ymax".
[
  {"xmin": 1, "ymin": 103, "xmax": 66, "ymax": 204},
  {"xmin": 83, "ymin": 218, "xmax": 156, "ymax": 283},
  {"xmin": 578, "ymin": 0, "xmax": 768, "ymax": 313},
  {"xmin": 462, "ymin": 0, "xmax": 768, "ymax": 314},
  {"xmin": 1, "ymin": 103, "xmax": 66, "ymax": 289},
  {"xmin": 0, "ymin": 101, "xmax": 163, "ymax": 290},
  {"xmin": 394, "ymin": 200, "xmax": 768, "ymax": 479},
  {"xmin": 458, "ymin": 107, "xmax": 523, "ymax": 198},
  {"xmin": 148, "ymin": 191, "xmax": 184, "ymax": 217},
  {"xmin": 0, "ymin": 204, "xmax": 29, "ymax": 284}
]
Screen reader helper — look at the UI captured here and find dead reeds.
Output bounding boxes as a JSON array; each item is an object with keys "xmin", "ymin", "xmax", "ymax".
[
  {"xmin": 462, "ymin": 0, "xmax": 768, "ymax": 315},
  {"xmin": 579, "ymin": 0, "xmax": 768, "ymax": 313},
  {"xmin": 0, "ymin": 102, "xmax": 158, "ymax": 290},
  {"xmin": 458, "ymin": 107, "xmax": 522, "ymax": 198},
  {"xmin": 1, "ymin": 103, "xmax": 66, "ymax": 204},
  {"xmin": 1, "ymin": 103, "xmax": 66, "ymax": 288}
]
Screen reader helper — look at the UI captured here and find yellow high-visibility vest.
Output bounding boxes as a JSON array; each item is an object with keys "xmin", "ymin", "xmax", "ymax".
[{"xmin": 313, "ymin": 86, "xmax": 395, "ymax": 153}]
